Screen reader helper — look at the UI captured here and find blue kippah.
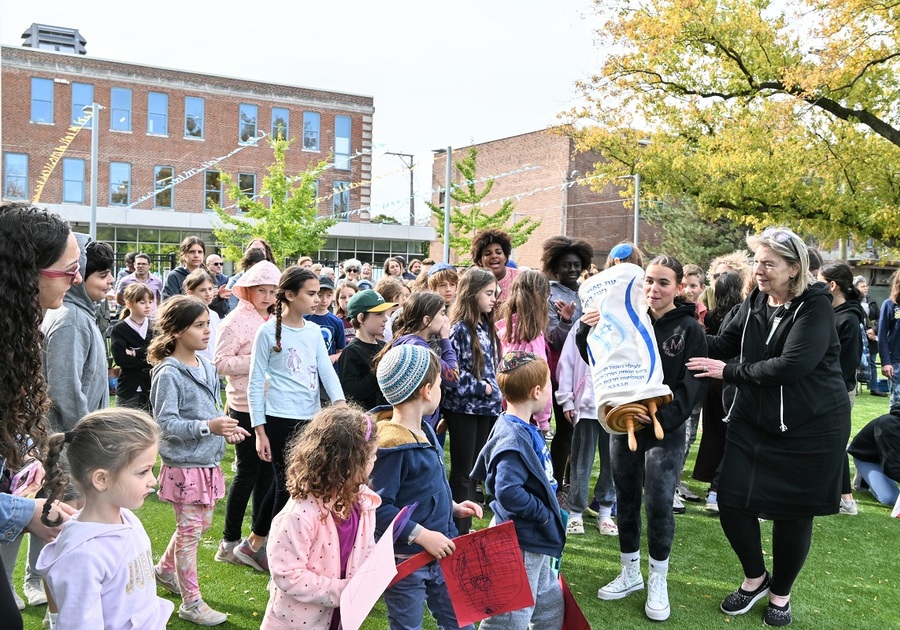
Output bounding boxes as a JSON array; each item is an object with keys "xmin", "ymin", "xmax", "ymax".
[
  {"xmin": 609, "ymin": 243, "xmax": 633, "ymax": 260},
  {"xmin": 376, "ymin": 345, "xmax": 434, "ymax": 405}
]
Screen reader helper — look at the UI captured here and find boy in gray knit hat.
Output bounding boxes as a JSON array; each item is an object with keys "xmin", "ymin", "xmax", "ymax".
[{"xmin": 370, "ymin": 344, "xmax": 482, "ymax": 629}]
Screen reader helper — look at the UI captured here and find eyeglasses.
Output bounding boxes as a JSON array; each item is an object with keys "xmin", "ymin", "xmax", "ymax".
[
  {"xmin": 39, "ymin": 267, "xmax": 79, "ymax": 284},
  {"xmin": 346, "ymin": 267, "xmax": 359, "ymax": 273},
  {"xmin": 209, "ymin": 262, "xmax": 224, "ymax": 267}
]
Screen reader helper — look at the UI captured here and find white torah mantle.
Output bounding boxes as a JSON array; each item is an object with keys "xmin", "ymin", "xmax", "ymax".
[{"xmin": 578, "ymin": 263, "xmax": 672, "ymax": 434}]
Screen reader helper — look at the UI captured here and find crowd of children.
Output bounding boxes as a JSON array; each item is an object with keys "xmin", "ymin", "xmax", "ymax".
[{"xmin": 11, "ymin": 227, "xmax": 898, "ymax": 630}]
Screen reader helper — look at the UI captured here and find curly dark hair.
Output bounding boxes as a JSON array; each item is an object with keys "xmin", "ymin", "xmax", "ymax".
[
  {"xmin": 284, "ymin": 404, "xmax": 377, "ymax": 520},
  {"xmin": 471, "ymin": 228, "xmax": 512, "ymax": 263},
  {"xmin": 0, "ymin": 203, "xmax": 71, "ymax": 469},
  {"xmin": 541, "ymin": 235, "xmax": 594, "ymax": 277}
]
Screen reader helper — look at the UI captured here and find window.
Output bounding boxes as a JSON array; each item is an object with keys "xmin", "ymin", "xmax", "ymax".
[
  {"xmin": 303, "ymin": 112, "xmax": 320, "ymax": 151},
  {"xmin": 110, "ymin": 162, "xmax": 131, "ymax": 206},
  {"xmin": 154, "ymin": 166, "xmax": 174, "ymax": 208},
  {"xmin": 272, "ymin": 108, "xmax": 289, "ymax": 140},
  {"xmin": 239, "ymin": 104, "xmax": 258, "ymax": 143},
  {"xmin": 204, "ymin": 171, "xmax": 221, "ymax": 209},
  {"xmin": 238, "ymin": 173, "xmax": 256, "ymax": 199},
  {"xmin": 147, "ymin": 92, "xmax": 168, "ymax": 135},
  {"xmin": 3, "ymin": 153, "xmax": 28, "ymax": 199},
  {"xmin": 31, "ymin": 78, "xmax": 54, "ymax": 123},
  {"xmin": 71, "ymin": 83, "xmax": 93, "ymax": 127},
  {"xmin": 62, "ymin": 158, "xmax": 85, "ymax": 203},
  {"xmin": 333, "ymin": 181, "xmax": 350, "ymax": 219},
  {"xmin": 110, "ymin": 88, "xmax": 132, "ymax": 131},
  {"xmin": 184, "ymin": 96, "xmax": 204, "ymax": 138},
  {"xmin": 334, "ymin": 115, "xmax": 351, "ymax": 170}
]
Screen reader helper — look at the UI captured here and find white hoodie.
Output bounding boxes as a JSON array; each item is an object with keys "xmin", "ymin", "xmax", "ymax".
[
  {"xmin": 555, "ymin": 325, "xmax": 597, "ymax": 423},
  {"xmin": 36, "ymin": 508, "xmax": 173, "ymax": 630}
]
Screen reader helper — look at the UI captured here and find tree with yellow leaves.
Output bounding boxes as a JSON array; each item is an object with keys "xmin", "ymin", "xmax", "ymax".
[{"xmin": 568, "ymin": 0, "xmax": 900, "ymax": 245}]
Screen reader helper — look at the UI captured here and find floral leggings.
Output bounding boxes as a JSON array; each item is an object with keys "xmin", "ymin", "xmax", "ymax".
[{"xmin": 157, "ymin": 503, "xmax": 215, "ymax": 603}]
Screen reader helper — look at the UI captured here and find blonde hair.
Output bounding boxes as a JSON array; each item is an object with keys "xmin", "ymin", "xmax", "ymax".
[{"xmin": 747, "ymin": 227, "xmax": 810, "ymax": 297}]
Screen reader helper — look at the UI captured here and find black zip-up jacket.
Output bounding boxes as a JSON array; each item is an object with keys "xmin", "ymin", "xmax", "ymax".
[{"xmin": 834, "ymin": 300, "xmax": 866, "ymax": 392}]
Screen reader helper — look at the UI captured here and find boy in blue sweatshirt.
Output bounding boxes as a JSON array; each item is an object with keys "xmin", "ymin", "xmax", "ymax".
[
  {"xmin": 371, "ymin": 344, "xmax": 482, "ymax": 630},
  {"xmin": 472, "ymin": 351, "xmax": 565, "ymax": 630}
]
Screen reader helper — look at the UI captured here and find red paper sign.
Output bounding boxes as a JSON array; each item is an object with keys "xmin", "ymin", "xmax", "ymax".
[
  {"xmin": 440, "ymin": 521, "xmax": 534, "ymax": 626},
  {"xmin": 560, "ymin": 575, "xmax": 591, "ymax": 630}
]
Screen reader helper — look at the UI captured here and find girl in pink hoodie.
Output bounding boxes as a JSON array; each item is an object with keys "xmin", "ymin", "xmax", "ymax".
[
  {"xmin": 495, "ymin": 270, "xmax": 553, "ymax": 432},
  {"xmin": 212, "ymin": 260, "xmax": 281, "ymax": 568},
  {"xmin": 261, "ymin": 405, "xmax": 380, "ymax": 630}
]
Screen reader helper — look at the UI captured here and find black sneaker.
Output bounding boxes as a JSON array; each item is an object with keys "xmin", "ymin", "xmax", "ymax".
[
  {"xmin": 764, "ymin": 601, "xmax": 792, "ymax": 627},
  {"xmin": 721, "ymin": 573, "xmax": 771, "ymax": 615}
]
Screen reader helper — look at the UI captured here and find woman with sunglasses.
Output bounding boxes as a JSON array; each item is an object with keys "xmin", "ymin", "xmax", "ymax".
[
  {"xmin": 0, "ymin": 203, "xmax": 79, "ymax": 627},
  {"xmin": 686, "ymin": 227, "xmax": 850, "ymax": 627}
]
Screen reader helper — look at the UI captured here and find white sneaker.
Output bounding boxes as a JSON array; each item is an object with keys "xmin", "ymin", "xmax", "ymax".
[
  {"xmin": 597, "ymin": 519, "xmax": 619, "ymax": 536},
  {"xmin": 179, "ymin": 599, "xmax": 228, "ymax": 626},
  {"xmin": 645, "ymin": 571, "xmax": 671, "ymax": 621},
  {"xmin": 566, "ymin": 516, "xmax": 585, "ymax": 535},
  {"xmin": 12, "ymin": 589, "xmax": 24, "ymax": 611},
  {"xmin": 24, "ymin": 578, "xmax": 47, "ymax": 606},
  {"xmin": 673, "ymin": 494, "xmax": 686, "ymax": 514},
  {"xmin": 598, "ymin": 566, "xmax": 643, "ymax": 600},
  {"xmin": 839, "ymin": 498, "xmax": 858, "ymax": 515}
]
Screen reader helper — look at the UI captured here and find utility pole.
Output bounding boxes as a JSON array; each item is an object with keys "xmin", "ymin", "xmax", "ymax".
[
  {"xmin": 386, "ymin": 151, "xmax": 415, "ymax": 225},
  {"xmin": 87, "ymin": 102, "xmax": 102, "ymax": 240}
]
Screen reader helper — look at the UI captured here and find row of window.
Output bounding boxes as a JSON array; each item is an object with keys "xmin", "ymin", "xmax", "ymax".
[
  {"xmin": 3, "ymin": 152, "xmax": 353, "ymax": 217},
  {"xmin": 29, "ymin": 78, "xmax": 352, "ymax": 165}
]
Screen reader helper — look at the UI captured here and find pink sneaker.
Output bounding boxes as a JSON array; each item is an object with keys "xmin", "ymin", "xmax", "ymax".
[{"xmin": 233, "ymin": 539, "xmax": 269, "ymax": 573}]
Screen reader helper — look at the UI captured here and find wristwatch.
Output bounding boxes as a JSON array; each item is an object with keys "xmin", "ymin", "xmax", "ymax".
[{"xmin": 199, "ymin": 422, "xmax": 211, "ymax": 437}]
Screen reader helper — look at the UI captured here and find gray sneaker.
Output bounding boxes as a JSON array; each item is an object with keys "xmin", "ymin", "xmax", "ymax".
[{"xmin": 214, "ymin": 539, "xmax": 241, "ymax": 564}]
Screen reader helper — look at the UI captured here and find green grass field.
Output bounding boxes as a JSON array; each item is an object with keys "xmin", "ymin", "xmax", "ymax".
[{"xmin": 15, "ymin": 391, "xmax": 900, "ymax": 629}]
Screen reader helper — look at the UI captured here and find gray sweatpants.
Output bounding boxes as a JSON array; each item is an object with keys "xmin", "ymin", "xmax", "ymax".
[{"xmin": 479, "ymin": 549, "xmax": 563, "ymax": 630}]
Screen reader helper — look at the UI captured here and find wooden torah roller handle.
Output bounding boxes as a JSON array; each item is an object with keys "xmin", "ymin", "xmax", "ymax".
[{"xmin": 605, "ymin": 395, "xmax": 673, "ymax": 451}]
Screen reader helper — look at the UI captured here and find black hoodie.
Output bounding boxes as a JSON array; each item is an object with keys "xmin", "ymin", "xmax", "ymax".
[
  {"xmin": 834, "ymin": 299, "xmax": 866, "ymax": 391},
  {"xmin": 576, "ymin": 299, "xmax": 708, "ymax": 432}
]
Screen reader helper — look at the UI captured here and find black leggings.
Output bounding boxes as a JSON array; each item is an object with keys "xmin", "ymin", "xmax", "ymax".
[
  {"xmin": 222, "ymin": 409, "xmax": 274, "ymax": 542},
  {"xmin": 719, "ymin": 505, "xmax": 814, "ymax": 596},
  {"xmin": 550, "ymin": 397, "xmax": 573, "ymax": 488},
  {"xmin": 251, "ymin": 416, "xmax": 309, "ymax": 537},
  {"xmin": 445, "ymin": 411, "xmax": 495, "ymax": 534},
  {"xmin": 0, "ymin": 555, "xmax": 23, "ymax": 630}
]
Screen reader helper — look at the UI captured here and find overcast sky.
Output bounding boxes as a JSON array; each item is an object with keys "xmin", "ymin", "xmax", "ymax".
[{"xmin": 1, "ymin": 1, "xmax": 601, "ymax": 223}]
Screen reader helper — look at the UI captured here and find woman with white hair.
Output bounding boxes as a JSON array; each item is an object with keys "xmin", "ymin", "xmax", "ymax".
[{"xmin": 686, "ymin": 227, "xmax": 850, "ymax": 627}]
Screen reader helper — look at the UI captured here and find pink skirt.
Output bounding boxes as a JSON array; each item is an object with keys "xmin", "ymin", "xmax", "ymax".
[{"xmin": 157, "ymin": 465, "xmax": 225, "ymax": 506}]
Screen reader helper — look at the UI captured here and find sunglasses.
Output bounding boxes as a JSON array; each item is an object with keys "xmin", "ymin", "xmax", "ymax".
[
  {"xmin": 761, "ymin": 227, "xmax": 801, "ymax": 260},
  {"xmin": 209, "ymin": 262, "xmax": 224, "ymax": 267},
  {"xmin": 346, "ymin": 267, "xmax": 359, "ymax": 273},
  {"xmin": 40, "ymin": 267, "xmax": 79, "ymax": 284}
]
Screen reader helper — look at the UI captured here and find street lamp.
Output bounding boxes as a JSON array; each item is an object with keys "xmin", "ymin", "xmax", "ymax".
[
  {"xmin": 562, "ymin": 170, "xmax": 580, "ymax": 236},
  {"xmin": 617, "ymin": 174, "xmax": 641, "ymax": 246},
  {"xmin": 432, "ymin": 147, "xmax": 453, "ymax": 262}
]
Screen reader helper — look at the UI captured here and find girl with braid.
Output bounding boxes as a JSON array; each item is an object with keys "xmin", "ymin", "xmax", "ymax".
[
  {"xmin": 239, "ymin": 267, "xmax": 345, "ymax": 571},
  {"xmin": 35, "ymin": 409, "xmax": 173, "ymax": 630}
]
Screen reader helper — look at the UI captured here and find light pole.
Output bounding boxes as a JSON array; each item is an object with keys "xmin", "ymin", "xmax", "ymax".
[
  {"xmin": 432, "ymin": 147, "xmax": 453, "ymax": 263},
  {"xmin": 386, "ymin": 151, "xmax": 415, "ymax": 226},
  {"xmin": 562, "ymin": 170, "xmax": 580, "ymax": 236},
  {"xmin": 85, "ymin": 102, "xmax": 103, "ymax": 241},
  {"xmin": 617, "ymin": 173, "xmax": 641, "ymax": 245}
]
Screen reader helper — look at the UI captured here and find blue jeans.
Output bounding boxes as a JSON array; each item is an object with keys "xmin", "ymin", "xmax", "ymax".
[
  {"xmin": 383, "ymin": 560, "xmax": 473, "ymax": 630},
  {"xmin": 853, "ymin": 458, "xmax": 900, "ymax": 507},
  {"xmin": 890, "ymin": 363, "xmax": 900, "ymax": 407}
]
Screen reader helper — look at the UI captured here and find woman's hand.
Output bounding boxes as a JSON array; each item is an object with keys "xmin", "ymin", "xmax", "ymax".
[
  {"xmin": 26, "ymin": 499, "xmax": 77, "ymax": 542},
  {"xmin": 883, "ymin": 364, "xmax": 894, "ymax": 379},
  {"xmin": 685, "ymin": 357, "xmax": 725, "ymax": 380},
  {"xmin": 580, "ymin": 309, "xmax": 600, "ymax": 327}
]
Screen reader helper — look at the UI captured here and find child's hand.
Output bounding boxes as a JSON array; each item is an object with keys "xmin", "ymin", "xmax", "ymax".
[
  {"xmin": 453, "ymin": 500, "xmax": 483, "ymax": 519},
  {"xmin": 484, "ymin": 382, "xmax": 493, "ymax": 396},
  {"xmin": 255, "ymin": 427, "xmax": 271, "ymax": 462},
  {"xmin": 415, "ymin": 528, "xmax": 456, "ymax": 560},
  {"xmin": 435, "ymin": 419, "xmax": 448, "ymax": 434},
  {"xmin": 440, "ymin": 317, "xmax": 451, "ymax": 340},
  {"xmin": 226, "ymin": 427, "xmax": 251, "ymax": 444},
  {"xmin": 563, "ymin": 410, "xmax": 576, "ymax": 424},
  {"xmin": 208, "ymin": 415, "xmax": 240, "ymax": 437}
]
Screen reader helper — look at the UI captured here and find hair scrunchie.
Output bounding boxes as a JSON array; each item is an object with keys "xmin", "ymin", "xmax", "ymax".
[{"xmin": 64, "ymin": 431, "xmax": 75, "ymax": 444}]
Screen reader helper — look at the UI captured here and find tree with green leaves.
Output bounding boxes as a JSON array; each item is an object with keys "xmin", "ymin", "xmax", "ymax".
[
  {"xmin": 428, "ymin": 147, "xmax": 540, "ymax": 262},
  {"xmin": 641, "ymin": 196, "xmax": 747, "ymax": 266},
  {"xmin": 567, "ymin": 0, "xmax": 900, "ymax": 247},
  {"xmin": 212, "ymin": 137, "xmax": 335, "ymax": 262}
]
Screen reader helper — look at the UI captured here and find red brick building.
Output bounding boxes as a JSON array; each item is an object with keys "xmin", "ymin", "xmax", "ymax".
[
  {"xmin": 430, "ymin": 129, "xmax": 658, "ymax": 268},
  {"xmin": 1, "ymin": 33, "xmax": 433, "ymax": 268}
]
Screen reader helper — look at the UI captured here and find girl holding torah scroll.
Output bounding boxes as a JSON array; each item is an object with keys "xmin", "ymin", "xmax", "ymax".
[{"xmin": 577, "ymin": 254, "xmax": 707, "ymax": 622}]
